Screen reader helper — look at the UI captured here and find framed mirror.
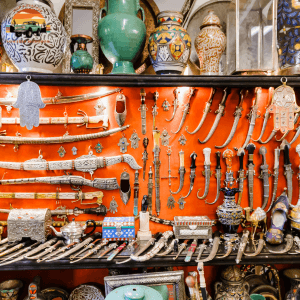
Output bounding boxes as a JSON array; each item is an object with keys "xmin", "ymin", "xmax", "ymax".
[{"xmin": 62, "ymin": 0, "xmax": 100, "ymax": 74}]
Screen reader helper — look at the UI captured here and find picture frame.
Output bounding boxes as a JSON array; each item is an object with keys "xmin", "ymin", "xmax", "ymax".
[
  {"xmin": 104, "ymin": 270, "xmax": 186, "ymax": 300},
  {"xmin": 62, "ymin": 0, "xmax": 100, "ymax": 74}
]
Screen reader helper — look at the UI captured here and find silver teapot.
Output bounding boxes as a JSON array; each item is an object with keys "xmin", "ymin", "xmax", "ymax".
[{"xmin": 50, "ymin": 218, "xmax": 96, "ymax": 245}]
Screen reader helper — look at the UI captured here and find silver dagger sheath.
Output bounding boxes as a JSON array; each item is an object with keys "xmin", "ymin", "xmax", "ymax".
[
  {"xmin": 246, "ymin": 143, "xmax": 256, "ymax": 210},
  {"xmin": 133, "ymin": 170, "xmax": 140, "ymax": 216},
  {"xmin": 236, "ymin": 230, "xmax": 250, "ymax": 264},
  {"xmin": 69, "ymin": 238, "xmax": 102, "ymax": 260},
  {"xmin": 29, "ymin": 240, "xmax": 64, "ymax": 260},
  {"xmin": 174, "ymin": 239, "xmax": 189, "ymax": 260},
  {"xmin": 195, "ymin": 240, "xmax": 208, "ymax": 261},
  {"xmin": 197, "ymin": 232, "xmax": 221, "ymax": 263},
  {"xmin": 166, "ymin": 88, "xmax": 180, "ymax": 122},
  {"xmin": 0, "ymin": 241, "xmax": 31, "ymax": 258},
  {"xmin": 197, "ymin": 148, "xmax": 211, "ymax": 200},
  {"xmin": 207, "ymin": 152, "xmax": 222, "ymax": 205},
  {"xmin": 281, "ymin": 140, "xmax": 293, "ymax": 204},
  {"xmin": 139, "ymin": 89, "xmax": 147, "ymax": 135},
  {"xmin": 23, "ymin": 238, "xmax": 58, "ymax": 259},
  {"xmin": 237, "ymin": 151, "xmax": 245, "ymax": 206},
  {"xmin": 38, "ymin": 242, "xmax": 77, "ymax": 262},
  {"xmin": 182, "ymin": 152, "xmax": 197, "ymax": 199},
  {"xmin": 97, "ymin": 242, "xmax": 118, "ymax": 258},
  {"xmin": 244, "ymin": 232, "xmax": 265, "ymax": 257},
  {"xmin": 157, "ymin": 238, "xmax": 178, "ymax": 256},
  {"xmin": 170, "ymin": 150, "xmax": 185, "ymax": 195},
  {"xmin": 185, "ymin": 239, "xmax": 198, "ymax": 262},
  {"xmin": 186, "ymin": 88, "xmax": 216, "ymax": 134}
]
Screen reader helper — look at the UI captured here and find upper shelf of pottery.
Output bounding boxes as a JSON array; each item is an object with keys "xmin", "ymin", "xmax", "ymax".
[{"xmin": 0, "ymin": 0, "xmax": 291, "ymax": 77}]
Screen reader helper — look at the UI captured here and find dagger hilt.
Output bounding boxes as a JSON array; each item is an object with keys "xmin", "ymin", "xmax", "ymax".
[
  {"xmin": 253, "ymin": 87, "xmax": 262, "ymax": 106},
  {"xmin": 153, "ymin": 91, "xmax": 159, "ymax": 102},
  {"xmin": 281, "ymin": 140, "xmax": 291, "ymax": 165},
  {"xmin": 203, "ymin": 148, "xmax": 211, "ymax": 166},
  {"xmin": 143, "ymin": 137, "xmax": 149, "ymax": 150},
  {"xmin": 140, "ymin": 88, "xmax": 146, "ymax": 103},
  {"xmin": 246, "ymin": 143, "xmax": 256, "ymax": 166},
  {"xmin": 237, "ymin": 150, "xmax": 244, "ymax": 171},
  {"xmin": 190, "ymin": 152, "xmax": 197, "ymax": 169},
  {"xmin": 216, "ymin": 152, "xmax": 221, "ymax": 169},
  {"xmin": 259, "ymin": 146, "xmax": 267, "ymax": 166}
]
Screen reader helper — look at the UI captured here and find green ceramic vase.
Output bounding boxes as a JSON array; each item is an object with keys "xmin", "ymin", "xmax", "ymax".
[
  {"xmin": 70, "ymin": 34, "xmax": 94, "ymax": 74},
  {"xmin": 98, "ymin": 0, "xmax": 146, "ymax": 74}
]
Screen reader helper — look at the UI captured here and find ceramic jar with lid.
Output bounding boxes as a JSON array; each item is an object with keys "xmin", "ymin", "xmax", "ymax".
[
  {"xmin": 1, "ymin": 0, "xmax": 67, "ymax": 73},
  {"xmin": 148, "ymin": 11, "xmax": 191, "ymax": 75},
  {"xmin": 194, "ymin": 10, "xmax": 226, "ymax": 75}
]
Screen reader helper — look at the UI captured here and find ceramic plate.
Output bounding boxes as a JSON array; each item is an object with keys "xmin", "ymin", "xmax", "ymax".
[{"xmin": 69, "ymin": 285, "xmax": 104, "ymax": 300}]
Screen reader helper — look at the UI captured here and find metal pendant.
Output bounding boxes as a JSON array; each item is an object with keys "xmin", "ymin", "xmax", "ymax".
[
  {"xmin": 177, "ymin": 196, "xmax": 186, "ymax": 210},
  {"xmin": 161, "ymin": 129, "xmax": 171, "ymax": 146},
  {"xmin": 93, "ymin": 98, "xmax": 109, "ymax": 129},
  {"xmin": 58, "ymin": 146, "xmax": 66, "ymax": 158},
  {"xmin": 178, "ymin": 134, "xmax": 187, "ymax": 146},
  {"xmin": 167, "ymin": 194, "xmax": 176, "ymax": 209},
  {"xmin": 118, "ymin": 135, "xmax": 129, "ymax": 153},
  {"xmin": 162, "ymin": 99, "xmax": 170, "ymax": 111},
  {"xmin": 120, "ymin": 170, "xmax": 131, "ymax": 205},
  {"xmin": 267, "ymin": 78, "xmax": 300, "ymax": 134},
  {"xmin": 94, "ymin": 142, "xmax": 103, "ymax": 153},
  {"xmin": 108, "ymin": 197, "xmax": 118, "ymax": 214},
  {"xmin": 114, "ymin": 93, "xmax": 127, "ymax": 127},
  {"xmin": 13, "ymin": 75, "xmax": 45, "ymax": 130},
  {"xmin": 129, "ymin": 130, "xmax": 140, "ymax": 149},
  {"xmin": 72, "ymin": 147, "xmax": 78, "ymax": 156}
]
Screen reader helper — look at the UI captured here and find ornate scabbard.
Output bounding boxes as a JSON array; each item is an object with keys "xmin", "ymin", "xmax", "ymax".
[
  {"xmin": 133, "ymin": 170, "xmax": 140, "ymax": 216},
  {"xmin": 0, "ymin": 175, "xmax": 119, "ymax": 190},
  {"xmin": 139, "ymin": 89, "xmax": 147, "ymax": 135},
  {"xmin": 157, "ymin": 238, "xmax": 178, "ymax": 256},
  {"xmin": 142, "ymin": 138, "xmax": 149, "ymax": 181},
  {"xmin": 197, "ymin": 166, "xmax": 211, "ymax": 200},
  {"xmin": 0, "ymin": 241, "xmax": 30, "ymax": 258},
  {"xmin": 107, "ymin": 241, "xmax": 130, "ymax": 261},
  {"xmin": 236, "ymin": 230, "xmax": 250, "ymax": 264},
  {"xmin": 185, "ymin": 239, "xmax": 198, "ymax": 262},
  {"xmin": 97, "ymin": 243, "xmax": 118, "ymax": 258},
  {"xmin": 246, "ymin": 144, "xmax": 256, "ymax": 210},
  {"xmin": 0, "ymin": 126, "xmax": 129, "ymax": 149},
  {"xmin": 281, "ymin": 140, "xmax": 293, "ymax": 204},
  {"xmin": 217, "ymin": 241, "xmax": 233, "ymax": 259},
  {"xmin": 195, "ymin": 241, "xmax": 207, "ymax": 262},
  {"xmin": 147, "ymin": 166, "xmax": 153, "ymax": 215},
  {"xmin": 153, "ymin": 130, "xmax": 161, "ymax": 216},
  {"xmin": 237, "ymin": 151, "xmax": 245, "ymax": 206},
  {"xmin": 197, "ymin": 232, "xmax": 221, "ymax": 263},
  {"xmin": 0, "ymin": 153, "xmax": 141, "ymax": 172},
  {"xmin": 166, "ymin": 88, "xmax": 179, "ymax": 122},
  {"xmin": 207, "ymin": 152, "xmax": 221, "ymax": 205},
  {"xmin": 29, "ymin": 240, "xmax": 64, "ymax": 260},
  {"xmin": 38, "ymin": 242, "xmax": 77, "ymax": 262},
  {"xmin": 183, "ymin": 152, "xmax": 197, "ymax": 199},
  {"xmin": 24, "ymin": 239, "xmax": 57, "ymax": 259},
  {"xmin": 170, "ymin": 150, "xmax": 185, "ymax": 195},
  {"xmin": 267, "ymin": 234, "xmax": 293, "ymax": 254},
  {"xmin": 244, "ymin": 232, "xmax": 265, "ymax": 256},
  {"xmin": 174, "ymin": 239, "xmax": 189, "ymax": 260}
]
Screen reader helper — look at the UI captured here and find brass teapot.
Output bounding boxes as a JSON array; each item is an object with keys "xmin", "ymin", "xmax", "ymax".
[{"xmin": 50, "ymin": 218, "xmax": 96, "ymax": 245}]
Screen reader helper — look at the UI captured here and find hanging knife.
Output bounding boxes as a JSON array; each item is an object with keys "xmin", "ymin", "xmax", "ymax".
[
  {"xmin": 254, "ymin": 87, "xmax": 274, "ymax": 143},
  {"xmin": 236, "ymin": 230, "xmax": 250, "ymax": 264},
  {"xmin": 69, "ymin": 237, "xmax": 102, "ymax": 260},
  {"xmin": 266, "ymin": 147, "xmax": 281, "ymax": 212},
  {"xmin": 237, "ymin": 87, "xmax": 262, "ymax": 155},
  {"xmin": 199, "ymin": 87, "xmax": 231, "ymax": 144},
  {"xmin": 133, "ymin": 170, "xmax": 140, "ymax": 216},
  {"xmin": 195, "ymin": 240, "xmax": 208, "ymax": 261},
  {"xmin": 31, "ymin": 240, "xmax": 64, "ymax": 261},
  {"xmin": 216, "ymin": 89, "xmax": 247, "ymax": 149},
  {"xmin": 0, "ymin": 241, "xmax": 41, "ymax": 265},
  {"xmin": 172, "ymin": 88, "xmax": 195, "ymax": 134},
  {"xmin": 185, "ymin": 239, "xmax": 198, "ymax": 262},
  {"xmin": 197, "ymin": 148, "xmax": 212, "ymax": 200},
  {"xmin": 147, "ymin": 166, "xmax": 153, "ymax": 215},
  {"xmin": 107, "ymin": 241, "xmax": 129, "ymax": 261},
  {"xmin": 71, "ymin": 239, "xmax": 109, "ymax": 263},
  {"xmin": 182, "ymin": 152, "xmax": 197, "ymax": 199},
  {"xmin": 139, "ymin": 89, "xmax": 147, "ymax": 135},
  {"xmin": 152, "ymin": 91, "xmax": 159, "ymax": 130},
  {"xmin": 208, "ymin": 152, "xmax": 222, "ymax": 204},
  {"xmin": 186, "ymin": 88, "xmax": 216, "ymax": 135},
  {"xmin": 0, "ymin": 240, "xmax": 32, "ymax": 258},
  {"xmin": 170, "ymin": 150, "xmax": 185, "ymax": 195},
  {"xmin": 153, "ymin": 129, "xmax": 161, "ymax": 216},
  {"xmin": 117, "ymin": 233, "xmax": 162, "ymax": 264},
  {"xmin": 166, "ymin": 88, "xmax": 180, "ymax": 122},
  {"xmin": 246, "ymin": 143, "xmax": 256, "ymax": 211},
  {"xmin": 142, "ymin": 137, "xmax": 149, "ymax": 181},
  {"xmin": 97, "ymin": 242, "xmax": 118, "ymax": 258},
  {"xmin": 258, "ymin": 146, "xmax": 271, "ymax": 210},
  {"xmin": 281, "ymin": 139, "xmax": 293, "ymax": 204},
  {"xmin": 173, "ymin": 239, "xmax": 190, "ymax": 260},
  {"xmin": 237, "ymin": 151, "xmax": 245, "ymax": 206},
  {"xmin": 223, "ymin": 148, "xmax": 235, "ymax": 187},
  {"xmin": 157, "ymin": 238, "xmax": 178, "ymax": 256}
]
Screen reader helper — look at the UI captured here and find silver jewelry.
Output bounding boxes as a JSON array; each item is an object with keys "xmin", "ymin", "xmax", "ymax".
[
  {"xmin": 177, "ymin": 196, "xmax": 186, "ymax": 210},
  {"xmin": 94, "ymin": 142, "xmax": 103, "ymax": 153},
  {"xmin": 179, "ymin": 134, "xmax": 187, "ymax": 146},
  {"xmin": 108, "ymin": 197, "xmax": 118, "ymax": 214},
  {"xmin": 58, "ymin": 146, "xmax": 66, "ymax": 158},
  {"xmin": 162, "ymin": 99, "xmax": 170, "ymax": 111},
  {"xmin": 167, "ymin": 194, "xmax": 176, "ymax": 209},
  {"xmin": 118, "ymin": 135, "xmax": 129, "ymax": 153},
  {"xmin": 161, "ymin": 129, "xmax": 171, "ymax": 146},
  {"xmin": 72, "ymin": 147, "xmax": 78, "ymax": 156},
  {"xmin": 129, "ymin": 130, "xmax": 140, "ymax": 149}
]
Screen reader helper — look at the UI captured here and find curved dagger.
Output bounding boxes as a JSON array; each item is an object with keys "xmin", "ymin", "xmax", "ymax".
[
  {"xmin": 288, "ymin": 121, "xmax": 300, "ymax": 145},
  {"xmin": 217, "ymin": 241, "xmax": 233, "ymax": 259},
  {"xmin": 186, "ymin": 88, "xmax": 216, "ymax": 134},
  {"xmin": 246, "ymin": 143, "xmax": 256, "ymax": 211},
  {"xmin": 166, "ymin": 88, "xmax": 180, "ymax": 122},
  {"xmin": 281, "ymin": 140, "xmax": 293, "ymax": 204},
  {"xmin": 28, "ymin": 240, "xmax": 64, "ymax": 260},
  {"xmin": 182, "ymin": 152, "xmax": 197, "ymax": 199},
  {"xmin": 38, "ymin": 242, "xmax": 77, "ymax": 263},
  {"xmin": 195, "ymin": 240, "xmax": 208, "ymax": 261},
  {"xmin": 266, "ymin": 147, "xmax": 280, "ymax": 212},
  {"xmin": 157, "ymin": 238, "xmax": 178, "ymax": 256},
  {"xmin": 173, "ymin": 239, "xmax": 189, "ymax": 260},
  {"xmin": 267, "ymin": 233, "xmax": 293, "ymax": 254},
  {"xmin": 244, "ymin": 232, "xmax": 265, "ymax": 256},
  {"xmin": 216, "ymin": 89, "xmax": 247, "ymax": 149},
  {"xmin": 197, "ymin": 148, "xmax": 212, "ymax": 200},
  {"xmin": 254, "ymin": 87, "xmax": 274, "ymax": 143},
  {"xmin": 258, "ymin": 146, "xmax": 271, "ymax": 210},
  {"xmin": 172, "ymin": 88, "xmax": 195, "ymax": 134},
  {"xmin": 69, "ymin": 238, "xmax": 102, "ymax": 261},
  {"xmin": 237, "ymin": 151, "xmax": 245, "ymax": 206},
  {"xmin": 196, "ymin": 231, "xmax": 220, "ymax": 263},
  {"xmin": 236, "ymin": 230, "xmax": 249, "ymax": 264},
  {"xmin": 170, "ymin": 150, "xmax": 185, "ymax": 195},
  {"xmin": 237, "ymin": 87, "xmax": 262, "ymax": 154},
  {"xmin": 199, "ymin": 87, "xmax": 231, "ymax": 144},
  {"xmin": 206, "ymin": 152, "xmax": 221, "ymax": 205}
]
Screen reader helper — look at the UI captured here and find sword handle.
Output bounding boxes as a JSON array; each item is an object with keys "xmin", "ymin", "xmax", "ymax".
[
  {"xmin": 284, "ymin": 144, "xmax": 291, "ymax": 165},
  {"xmin": 238, "ymin": 151, "xmax": 244, "ymax": 171},
  {"xmin": 179, "ymin": 150, "xmax": 184, "ymax": 167},
  {"xmin": 259, "ymin": 146, "xmax": 267, "ymax": 165},
  {"xmin": 190, "ymin": 152, "xmax": 197, "ymax": 169},
  {"xmin": 216, "ymin": 152, "xmax": 221, "ymax": 169},
  {"xmin": 203, "ymin": 148, "xmax": 211, "ymax": 165},
  {"xmin": 274, "ymin": 148, "xmax": 280, "ymax": 169},
  {"xmin": 246, "ymin": 143, "xmax": 256, "ymax": 165}
]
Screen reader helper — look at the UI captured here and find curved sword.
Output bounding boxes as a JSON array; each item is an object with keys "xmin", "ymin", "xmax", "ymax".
[
  {"xmin": 199, "ymin": 87, "xmax": 231, "ymax": 144},
  {"xmin": 196, "ymin": 231, "xmax": 221, "ymax": 263},
  {"xmin": 166, "ymin": 88, "xmax": 180, "ymax": 122},
  {"xmin": 288, "ymin": 122, "xmax": 300, "ymax": 145},
  {"xmin": 170, "ymin": 150, "xmax": 185, "ymax": 195},
  {"xmin": 206, "ymin": 152, "xmax": 221, "ymax": 205},
  {"xmin": 182, "ymin": 152, "xmax": 197, "ymax": 199},
  {"xmin": 172, "ymin": 88, "xmax": 195, "ymax": 134},
  {"xmin": 197, "ymin": 148, "xmax": 211, "ymax": 200},
  {"xmin": 217, "ymin": 241, "xmax": 233, "ymax": 259},
  {"xmin": 215, "ymin": 89, "xmax": 247, "ymax": 149},
  {"xmin": 237, "ymin": 87, "xmax": 262, "ymax": 155},
  {"xmin": 186, "ymin": 88, "xmax": 216, "ymax": 134}
]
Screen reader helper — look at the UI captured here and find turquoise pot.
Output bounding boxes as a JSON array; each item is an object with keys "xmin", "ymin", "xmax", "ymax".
[{"xmin": 98, "ymin": 0, "xmax": 146, "ymax": 74}]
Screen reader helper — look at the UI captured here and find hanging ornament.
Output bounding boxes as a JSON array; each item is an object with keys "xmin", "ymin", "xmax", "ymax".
[
  {"xmin": 178, "ymin": 134, "xmax": 187, "ymax": 146},
  {"xmin": 167, "ymin": 194, "xmax": 176, "ymax": 209},
  {"xmin": 108, "ymin": 197, "xmax": 118, "ymax": 214},
  {"xmin": 13, "ymin": 75, "xmax": 45, "ymax": 130},
  {"xmin": 94, "ymin": 142, "xmax": 103, "ymax": 153},
  {"xmin": 118, "ymin": 134, "xmax": 129, "ymax": 153},
  {"xmin": 72, "ymin": 147, "xmax": 78, "ymax": 156},
  {"xmin": 162, "ymin": 99, "xmax": 170, "ymax": 111},
  {"xmin": 58, "ymin": 146, "xmax": 66, "ymax": 158},
  {"xmin": 161, "ymin": 128, "xmax": 171, "ymax": 146},
  {"xmin": 177, "ymin": 196, "xmax": 186, "ymax": 210},
  {"xmin": 129, "ymin": 130, "xmax": 140, "ymax": 149}
]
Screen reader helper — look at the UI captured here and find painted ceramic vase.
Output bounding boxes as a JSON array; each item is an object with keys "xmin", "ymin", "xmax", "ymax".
[
  {"xmin": 216, "ymin": 188, "xmax": 243, "ymax": 236},
  {"xmin": 215, "ymin": 266, "xmax": 251, "ymax": 300},
  {"xmin": 1, "ymin": 0, "xmax": 67, "ymax": 73},
  {"xmin": 70, "ymin": 34, "xmax": 94, "ymax": 74},
  {"xmin": 148, "ymin": 11, "xmax": 191, "ymax": 75},
  {"xmin": 0, "ymin": 280, "xmax": 23, "ymax": 300},
  {"xmin": 284, "ymin": 269, "xmax": 300, "ymax": 299},
  {"xmin": 277, "ymin": 0, "xmax": 300, "ymax": 74},
  {"xmin": 194, "ymin": 10, "xmax": 226, "ymax": 75},
  {"xmin": 98, "ymin": 0, "xmax": 146, "ymax": 74}
]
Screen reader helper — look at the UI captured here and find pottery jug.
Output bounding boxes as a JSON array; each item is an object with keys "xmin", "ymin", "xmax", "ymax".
[
  {"xmin": 214, "ymin": 266, "xmax": 251, "ymax": 300},
  {"xmin": 194, "ymin": 10, "xmax": 226, "ymax": 75},
  {"xmin": 70, "ymin": 34, "xmax": 94, "ymax": 74},
  {"xmin": 284, "ymin": 268, "xmax": 300, "ymax": 299},
  {"xmin": 1, "ymin": 0, "xmax": 67, "ymax": 73},
  {"xmin": 0, "ymin": 280, "xmax": 23, "ymax": 300},
  {"xmin": 98, "ymin": 0, "xmax": 146, "ymax": 74},
  {"xmin": 148, "ymin": 11, "xmax": 191, "ymax": 75}
]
